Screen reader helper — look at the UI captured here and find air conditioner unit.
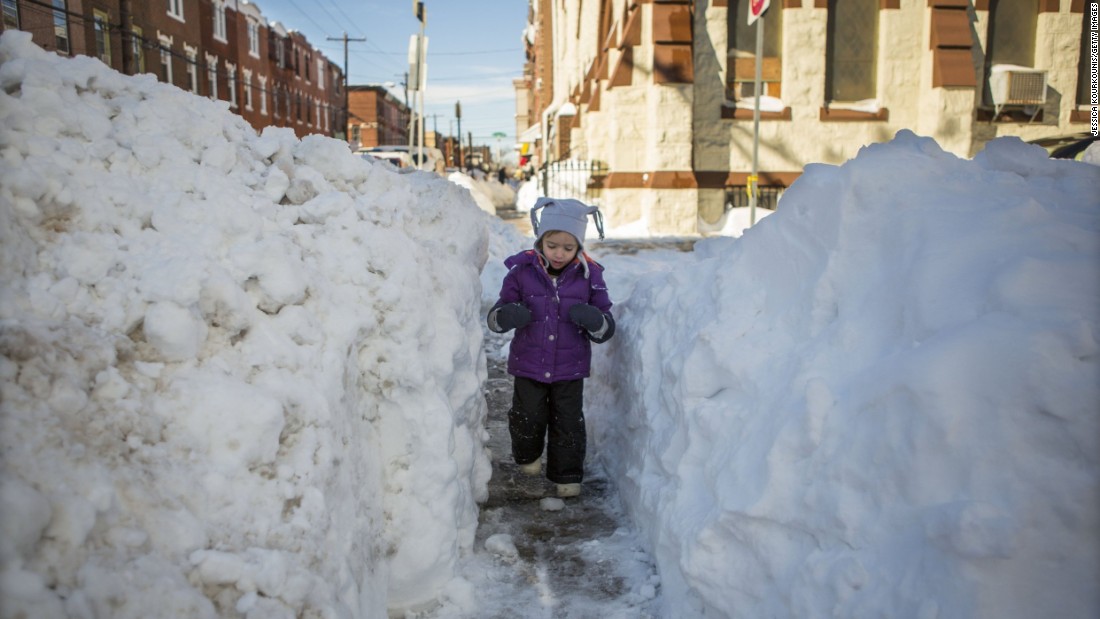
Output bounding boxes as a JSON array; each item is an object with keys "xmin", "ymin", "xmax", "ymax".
[{"xmin": 989, "ymin": 66, "xmax": 1047, "ymax": 119}]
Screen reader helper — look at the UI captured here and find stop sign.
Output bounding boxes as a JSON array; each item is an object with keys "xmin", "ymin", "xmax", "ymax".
[{"xmin": 748, "ymin": 0, "xmax": 770, "ymax": 25}]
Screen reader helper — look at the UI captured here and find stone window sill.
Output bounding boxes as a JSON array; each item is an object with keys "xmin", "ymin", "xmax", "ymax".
[
  {"xmin": 819, "ymin": 107, "xmax": 890, "ymax": 121},
  {"xmin": 721, "ymin": 105, "xmax": 792, "ymax": 120}
]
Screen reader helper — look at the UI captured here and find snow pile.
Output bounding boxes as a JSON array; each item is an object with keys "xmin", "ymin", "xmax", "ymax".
[
  {"xmin": 446, "ymin": 172, "xmax": 498, "ymax": 214},
  {"xmin": 447, "ymin": 172, "xmax": 516, "ymax": 216},
  {"xmin": 479, "ymin": 216, "xmax": 528, "ymax": 314},
  {"xmin": 0, "ymin": 31, "xmax": 490, "ymax": 617},
  {"xmin": 712, "ymin": 205, "xmax": 773, "ymax": 237},
  {"xmin": 1084, "ymin": 140, "xmax": 1100, "ymax": 166},
  {"xmin": 588, "ymin": 131, "xmax": 1100, "ymax": 618}
]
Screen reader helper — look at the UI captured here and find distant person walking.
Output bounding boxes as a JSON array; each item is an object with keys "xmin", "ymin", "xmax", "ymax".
[{"xmin": 487, "ymin": 198, "xmax": 615, "ymax": 498}]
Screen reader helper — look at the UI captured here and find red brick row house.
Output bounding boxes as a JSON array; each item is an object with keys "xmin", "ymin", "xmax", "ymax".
[{"xmin": 1, "ymin": 0, "xmax": 345, "ymax": 140}]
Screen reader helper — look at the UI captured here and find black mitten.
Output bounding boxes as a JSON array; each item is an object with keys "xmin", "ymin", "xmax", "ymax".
[
  {"xmin": 568, "ymin": 303, "xmax": 604, "ymax": 332},
  {"xmin": 496, "ymin": 303, "xmax": 532, "ymax": 331}
]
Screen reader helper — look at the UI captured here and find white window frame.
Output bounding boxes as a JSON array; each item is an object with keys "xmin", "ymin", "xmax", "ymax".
[
  {"xmin": 158, "ymin": 34, "xmax": 173, "ymax": 85},
  {"xmin": 226, "ymin": 61, "xmax": 238, "ymax": 109},
  {"xmin": 132, "ymin": 26, "xmax": 145, "ymax": 73},
  {"xmin": 258, "ymin": 75, "xmax": 268, "ymax": 115},
  {"xmin": 243, "ymin": 68, "xmax": 254, "ymax": 111},
  {"xmin": 248, "ymin": 21, "xmax": 260, "ymax": 58},
  {"xmin": 317, "ymin": 58, "xmax": 326, "ymax": 90},
  {"xmin": 52, "ymin": 0, "xmax": 70, "ymax": 54},
  {"xmin": 167, "ymin": 0, "xmax": 184, "ymax": 22},
  {"xmin": 185, "ymin": 46, "xmax": 199, "ymax": 93},
  {"xmin": 94, "ymin": 10, "xmax": 111, "ymax": 65},
  {"xmin": 206, "ymin": 53, "xmax": 218, "ymax": 99},
  {"xmin": 213, "ymin": 1, "xmax": 227, "ymax": 43}
]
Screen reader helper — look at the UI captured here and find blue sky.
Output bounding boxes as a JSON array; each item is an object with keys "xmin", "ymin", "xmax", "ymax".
[{"xmin": 252, "ymin": 0, "xmax": 530, "ymax": 149}]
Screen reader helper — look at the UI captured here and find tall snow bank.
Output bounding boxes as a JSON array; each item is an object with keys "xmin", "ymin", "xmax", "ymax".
[
  {"xmin": 447, "ymin": 172, "xmax": 516, "ymax": 215},
  {"xmin": 0, "ymin": 31, "xmax": 490, "ymax": 617},
  {"xmin": 589, "ymin": 131, "xmax": 1100, "ymax": 617}
]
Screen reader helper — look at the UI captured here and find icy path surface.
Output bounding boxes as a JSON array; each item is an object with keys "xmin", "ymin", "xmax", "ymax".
[{"xmin": 410, "ymin": 332, "xmax": 663, "ymax": 618}]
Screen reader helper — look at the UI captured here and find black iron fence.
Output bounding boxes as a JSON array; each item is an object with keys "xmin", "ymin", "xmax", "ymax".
[
  {"xmin": 537, "ymin": 162, "xmax": 785, "ymax": 213},
  {"xmin": 725, "ymin": 184, "xmax": 785, "ymax": 211},
  {"xmin": 539, "ymin": 160, "xmax": 608, "ymax": 205}
]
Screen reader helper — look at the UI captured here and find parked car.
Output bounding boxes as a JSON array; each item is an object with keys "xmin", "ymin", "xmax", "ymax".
[
  {"xmin": 1026, "ymin": 132, "xmax": 1099, "ymax": 161},
  {"xmin": 357, "ymin": 145, "xmax": 445, "ymax": 173},
  {"xmin": 357, "ymin": 147, "xmax": 413, "ymax": 169}
]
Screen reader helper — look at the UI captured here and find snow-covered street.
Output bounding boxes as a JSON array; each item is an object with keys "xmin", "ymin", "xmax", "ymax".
[{"xmin": 2, "ymin": 30, "xmax": 1099, "ymax": 619}]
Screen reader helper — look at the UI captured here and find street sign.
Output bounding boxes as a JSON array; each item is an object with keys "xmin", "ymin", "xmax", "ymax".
[
  {"xmin": 407, "ymin": 35, "xmax": 427, "ymax": 91},
  {"xmin": 748, "ymin": 0, "xmax": 770, "ymax": 25}
]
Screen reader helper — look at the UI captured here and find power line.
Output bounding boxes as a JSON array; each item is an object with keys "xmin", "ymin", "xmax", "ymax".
[
  {"xmin": 327, "ymin": 32, "xmax": 367, "ymax": 137},
  {"xmin": 430, "ymin": 71, "xmax": 521, "ymax": 82},
  {"xmin": 337, "ymin": 47, "xmax": 524, "ymax": 57},
  {"xmin": 320, "ymin": 0, "xmax": 369, "ymax": 41},
  {"xmin": 278, "ymin": 0, "xmax": 333, "ymax": 39}
]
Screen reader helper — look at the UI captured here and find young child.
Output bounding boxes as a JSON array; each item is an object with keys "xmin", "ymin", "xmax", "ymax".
[{"xmin": 487, "ymin": 197, "xmax": 615, "ymax": 498}]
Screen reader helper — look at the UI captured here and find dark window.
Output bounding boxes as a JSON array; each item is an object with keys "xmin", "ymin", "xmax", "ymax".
[
  {"xmin": 825, "ymin": 0, "xmax": 878, "ymax": 102},
  {"xmin": 1076, "ymin": 0, "xmax": 1095, "ymax": 105},
  {"xmin": 132, "ymin": 27, "xmax": 145, "ymax": 73},
  {"xmin": 52, "ymin": 0, "xmax": 69, "ymax": 53},
  {"xmin": 982, "ymin": 0, "xmax": 1038, "ymax": 107},
  {"xmin": 2, "ymin": 0, "xmax": 18, "ymax": 30},
  {"xmin": 727, "ymin": 2, "xmax": 783, "ymax": 100},
  {"xmin": 986, "ymin": 0, "xmax": 1037, "ymax": 68},
  {"xmin": 94, "ymin": 10, "xmax": 111, "ymax": 65}
]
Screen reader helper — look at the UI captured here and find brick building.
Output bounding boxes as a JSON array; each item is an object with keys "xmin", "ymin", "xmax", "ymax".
[
  {"xmin": 520, "ymin": 0, "xmax": 1095, "ymax": 235},
  {"xmin": 347, "ymin": 85, "xmax": 410, "ymax": 150},
  {"xmin": 1, "ymin": 0, "xmax": 344, "ymax": 140}
]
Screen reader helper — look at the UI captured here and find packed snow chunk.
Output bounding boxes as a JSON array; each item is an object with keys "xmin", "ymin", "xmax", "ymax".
[
  {"xmin": 143, "ymin": 301, "xmax": 208, "ymax": 361},
  {"xmin": 0, "ymin": 566, "xmax": 66, "ymax": 618},
  {"xmin": 588, "ymin": 130, "xmax": 1100, "ymax": 619},
  {"xmin": 160, "ymin": 370, "xmax": 285, "ymax": 470},
  {"xmin": 539, "ymin": 497, "xmax": 566, "ymax": 512},
  {"xmin": 485, "ymin": 534, "xmax": 519, "ymax": 560},
  {"xmin": 0, "ymin": 476, "xmax": 52, "ymax": 559},
  {"xmin": 0, "ymin": 31, "xmax": 491, "ymax": 618}
]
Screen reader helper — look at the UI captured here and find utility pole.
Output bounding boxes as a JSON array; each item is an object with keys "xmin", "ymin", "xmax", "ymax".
[
  {"xmin": 455, "ymin": 100, "xmax": 462, "ymax": 169},
  {"xmin": 408, "ymin": 2, "xmax": 428, "ymax": 169},
  {"xmin": 119, "ymin": 0, "xmax": 133, "ymax": 75},
  {"xmin": 327, "ymin": 32, "xmax": 366, "ymax": 144}
]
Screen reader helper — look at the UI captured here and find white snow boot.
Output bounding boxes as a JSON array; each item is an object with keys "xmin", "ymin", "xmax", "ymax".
[
  {"xmin": 556, "ymin": 483, "xmax": 581, "ymax": 498},
  {"xmin": 518, "ymin": 460, "xmax": 541, "ymax": 475}
]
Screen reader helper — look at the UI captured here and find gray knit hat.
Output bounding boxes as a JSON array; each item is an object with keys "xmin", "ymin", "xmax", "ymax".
[{"xmin": 530, "ymin": 197, "xmax": 605, "ymax": 245}]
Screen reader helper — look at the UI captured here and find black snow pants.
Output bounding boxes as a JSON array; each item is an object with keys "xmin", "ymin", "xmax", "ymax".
[{"xmin": 509, "ymin": 376, "xmax": 586, "ymax": 484}]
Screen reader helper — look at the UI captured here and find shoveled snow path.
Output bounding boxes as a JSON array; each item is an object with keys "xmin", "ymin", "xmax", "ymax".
[{"xmin": 409, "ymin": 329, "xmax": 662, "ymax": 618}]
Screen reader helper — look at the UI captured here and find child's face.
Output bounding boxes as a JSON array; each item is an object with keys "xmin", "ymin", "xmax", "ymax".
[{"xmin": 541, "ymin": 231, "xmax": 579, "ymax": 270}]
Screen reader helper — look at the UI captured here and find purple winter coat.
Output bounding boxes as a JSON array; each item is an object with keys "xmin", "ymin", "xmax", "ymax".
[{"xmin": 494, "ymin": 249, "xmax": 614, "ymax": 383}]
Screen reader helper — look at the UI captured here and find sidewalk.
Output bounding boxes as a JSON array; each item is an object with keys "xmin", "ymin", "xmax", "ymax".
[{"xmin": 413, "ymin": 329, "xmax": 661, "ymax": 617}]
